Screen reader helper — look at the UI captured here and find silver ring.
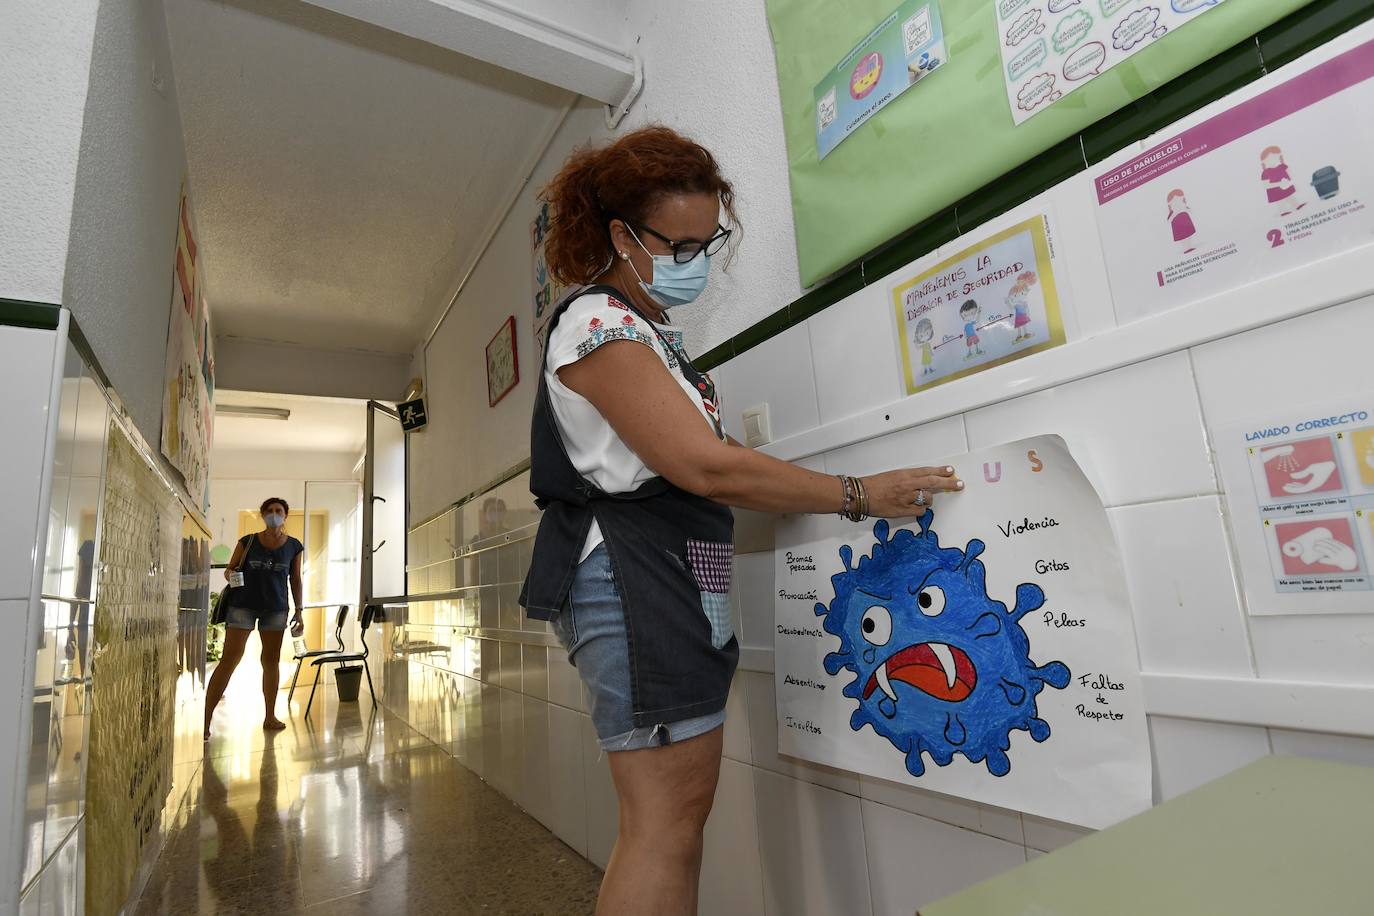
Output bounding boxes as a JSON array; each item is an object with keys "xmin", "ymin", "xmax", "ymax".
[{"xmin": 914, "ymin": 489, "xmax": 927, "ymax": 507}]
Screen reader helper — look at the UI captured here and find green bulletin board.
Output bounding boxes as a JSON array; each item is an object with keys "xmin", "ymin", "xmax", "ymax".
[{"xmin": 766, "ymin": 0, "xmax": 1316, "ymax": 287}]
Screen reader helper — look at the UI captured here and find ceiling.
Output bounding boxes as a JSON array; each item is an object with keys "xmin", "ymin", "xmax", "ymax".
[
  {"xmin": 164, "ymin": 0, "xmax": 573, "ymax": 356},
  {"xmin": 213, "ymin": 390, "xmax": 367, "ymax": 454}
]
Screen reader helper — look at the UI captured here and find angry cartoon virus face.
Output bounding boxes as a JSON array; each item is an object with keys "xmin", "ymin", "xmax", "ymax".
[
  {"xmin": 850, "ymin": 52, "xmax": 884, "ymax": 99},
  {"xmin": 816, "ymin": 515, "xmax": 1070, "ymax": 778}
]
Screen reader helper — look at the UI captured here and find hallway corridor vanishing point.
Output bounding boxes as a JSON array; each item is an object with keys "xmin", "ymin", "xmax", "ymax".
[{"xmin": 135, "ymin": 680, "xmax": 602, "ymax": 915}]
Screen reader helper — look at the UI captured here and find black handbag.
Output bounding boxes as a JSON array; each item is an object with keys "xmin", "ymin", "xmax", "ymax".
[{"xmin": 211, "ymin": 586, "xmax": 233, "ymax": 625}]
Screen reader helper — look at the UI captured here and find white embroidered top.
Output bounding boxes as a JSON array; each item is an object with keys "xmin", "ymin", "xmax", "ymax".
[{"xmin": 545, "ymin": 291, "xmax": 722, "ymax": 561}]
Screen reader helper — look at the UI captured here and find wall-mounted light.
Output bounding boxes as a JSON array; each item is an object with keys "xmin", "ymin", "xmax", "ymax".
[{"xmin": 215, "ymin": 405, "xmax": 291, "ymax": 421}]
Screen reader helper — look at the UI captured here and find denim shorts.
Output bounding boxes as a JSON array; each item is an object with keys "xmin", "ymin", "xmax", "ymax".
[
  {"xmin": 225, "ymin": 605, "xmax": 289, "ymax": 632},
  {"xmin": 553, "ymin": 544, "xmax": 726, "ymax": 751}
]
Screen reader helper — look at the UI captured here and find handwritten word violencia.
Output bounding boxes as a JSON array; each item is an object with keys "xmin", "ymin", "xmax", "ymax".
[{"xmin": 998, "ymin": 516, "xmax": 1059, "ymax": 538}]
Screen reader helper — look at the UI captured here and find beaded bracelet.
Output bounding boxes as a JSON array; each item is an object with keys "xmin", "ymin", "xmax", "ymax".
[{"xmin": 837, "ymin": 475, "xmax": 869, "ymax": 523}]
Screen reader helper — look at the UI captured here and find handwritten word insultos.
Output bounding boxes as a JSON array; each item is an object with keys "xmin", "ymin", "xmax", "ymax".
[
  {"xmin": 998, "ymin": 515, "xmax": 1059, "ymax": 538},
  {"xmin": 785, "ymin": 552, "xmax": 817, "ymax": 573},
  {"xmin": 784, "ymin": 716, "xmax": 823, "ymax": 735}
]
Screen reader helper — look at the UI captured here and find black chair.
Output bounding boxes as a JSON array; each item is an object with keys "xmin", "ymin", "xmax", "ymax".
[
  {"xmin": 287, "ymin": 605, "xmax": 348, "ymax": 709},
  {"xmin": 304, "ymin": 604, "xmax": 379, "ymax": 718}
]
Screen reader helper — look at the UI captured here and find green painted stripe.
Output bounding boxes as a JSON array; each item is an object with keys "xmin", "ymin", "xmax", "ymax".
[
  {"xmin": 704, "ymin": 0, "xmax": 1370, "ymax": 369},
  {"xmin": 0, "ymin": 298, "xmax": 60, "ymax": 331}
]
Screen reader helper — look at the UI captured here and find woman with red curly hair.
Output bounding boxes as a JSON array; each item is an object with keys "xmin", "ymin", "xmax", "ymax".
[{"xmin": 520, "ymin": 126, "xmax": 961, "ymax": 913}]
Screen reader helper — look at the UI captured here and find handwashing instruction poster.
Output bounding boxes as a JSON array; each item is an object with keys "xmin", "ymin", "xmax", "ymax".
[
  {"xmin": 774, "ymin": 437, "xmax": 1151, "ymax": 829},
  {"xmin": 997, "ymin": 0, "xmax": 1226, "ymax": 124},
  {"xmin": 1216, "ymin": 399, "xmax": 1374, "ymax": 616},
  {"xmin": 891, "ymin": 214, "xmax": 1066, "ymax": 396},
  {"xmin": 1093, "ymin": 32, "xmax": 1374, "ymax": 324},
  {"xmin": 814, "ymin": 0, "xmax": 948, "ymax": 160}
]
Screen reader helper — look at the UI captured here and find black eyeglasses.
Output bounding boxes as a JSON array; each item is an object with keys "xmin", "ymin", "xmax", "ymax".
[{"xmin": 618, "ymin": 218, "xmax": 732, "ymax": 264}]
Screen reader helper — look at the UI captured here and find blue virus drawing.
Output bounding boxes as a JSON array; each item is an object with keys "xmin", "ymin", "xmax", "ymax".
[{"xmin": 816, "ymin": 513, "xmax": 1071, "ymax": 778}]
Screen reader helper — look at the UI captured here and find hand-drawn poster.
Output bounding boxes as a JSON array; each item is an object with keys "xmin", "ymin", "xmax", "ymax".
[
  {"xmin": 88, "ymin": 423, "xmax": 180, "ymax": 916},
  {"xmin": 1214, "ymin": 398, "xmax": 1374, "ymax": 616},
  {"xmin": 532, "ymin": 201, "xmax": 567, "ymax": 364},
  {"xmin": 892, "ymin": 215, "xmax": 1065, "ymax": 396},
  {"xmin": 1093, "ymin": 29, "xmax": 1374, "ymax": 324},
  {"xmin": 814, "ymin": 0, "xmax": 948, "ymax": 159},
  {"xmin": 160, "ymin": 183, "xmax": 214, "ymax": 510},
  {"xmin": 775, "ymin": 436, "xmax": 1151, "ymax": 828},
  {"xmin": 998, "ymin": 0, "xmax": 1228, "ymax": 124}
]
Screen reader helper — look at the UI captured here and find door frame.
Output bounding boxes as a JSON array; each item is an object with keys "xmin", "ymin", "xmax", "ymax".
[{"xmin": 362, "ymin": 400, "xmax": 407, "ymax": 606}]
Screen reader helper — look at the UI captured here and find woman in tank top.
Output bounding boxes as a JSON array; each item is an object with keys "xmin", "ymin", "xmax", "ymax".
[{"xmin": 204, "ymin": 497, "xmax": 304, "ymax": 738}]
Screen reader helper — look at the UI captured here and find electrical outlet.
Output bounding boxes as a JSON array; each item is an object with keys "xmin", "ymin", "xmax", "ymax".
[{"xmin": 742, "ymin": 404, "xmax": 771, "ymax": 447}]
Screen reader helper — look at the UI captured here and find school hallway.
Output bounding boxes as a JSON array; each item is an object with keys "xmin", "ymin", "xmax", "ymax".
[{"xmin": 134, "ymin": 657, "xmax": 601, "ymax": 916}]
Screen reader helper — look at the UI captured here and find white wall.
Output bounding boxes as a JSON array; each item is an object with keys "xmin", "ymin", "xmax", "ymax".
[
  {"xmin": 618, "ymin": 1, "xmax": 803, "ymax": 348},
  {"xmin": 215, "ymin": 337, "xmax": 412, "ymax": 402},
  {"xmin": 0, "ymin": 4, "xmax": 100, "ymax": 304},
  {"xmin": 61, "ymin": 0, "xmax": 190, "ymax": 446},
  {"xmin": 410, "ymin": 2, "xmax": 803, "ymax": 518}
]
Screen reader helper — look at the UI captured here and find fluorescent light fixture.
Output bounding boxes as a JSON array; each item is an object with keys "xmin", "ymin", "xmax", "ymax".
[{"xmin": 215, "ymin": 405, "xmax": 291, "ymax": 421}]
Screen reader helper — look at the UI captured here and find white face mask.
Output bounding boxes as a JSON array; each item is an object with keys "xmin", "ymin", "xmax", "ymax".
[{"xmin": 264, "ymin": 512, "xmax": 285, "ymax": 529}]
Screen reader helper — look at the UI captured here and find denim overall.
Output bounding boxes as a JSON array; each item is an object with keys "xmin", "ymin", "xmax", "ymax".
[{"xmin": 519, "ymin": 286, "xmax": 739, "ymax": 729}]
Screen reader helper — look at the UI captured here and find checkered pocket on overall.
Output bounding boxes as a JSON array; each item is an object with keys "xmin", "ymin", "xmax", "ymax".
[{"xmin": 686, "ymin": 539, "xmax": 734, "ymax": 649}]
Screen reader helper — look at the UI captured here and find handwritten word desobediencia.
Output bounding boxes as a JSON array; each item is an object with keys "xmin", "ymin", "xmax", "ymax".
[
  {"xmin": 778, "ymin": 624, "xmax": 825, "ymax": 638},
  {"xmin": 785, "ymin": 552, "xmax": 816, "ymax": 573},
  {"xmin": 998, "ymin": 516, "xmax": 1059, "ymax": 538},
  {"xmin": 903, "ymin": 259, "xmax": 1028, "ymax": 320}
]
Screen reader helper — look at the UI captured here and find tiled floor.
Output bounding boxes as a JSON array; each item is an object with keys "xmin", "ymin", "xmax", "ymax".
[{"xmin": 133, "ymin": 680, "xmax": 602, "ymax": 915}]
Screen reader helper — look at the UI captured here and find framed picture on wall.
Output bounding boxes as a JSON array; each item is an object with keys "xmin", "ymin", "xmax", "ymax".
[{"xmin": 485, "ymin": 315, "xmax": 520, "ymax": 407}]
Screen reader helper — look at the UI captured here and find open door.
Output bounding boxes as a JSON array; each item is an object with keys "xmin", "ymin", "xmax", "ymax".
[{"xmin": 362, "ymin": 401, "xmax": 406, "ymax": 607}]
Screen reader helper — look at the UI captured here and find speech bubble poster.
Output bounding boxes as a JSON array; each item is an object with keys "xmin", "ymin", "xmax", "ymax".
[
  {"xmin": 996, "ymin": 0, "xmax": 1228, "ymax": 125},
  {"xmin": 773, "ymin": 436, "xmax": 1152, "ymax": 829}
]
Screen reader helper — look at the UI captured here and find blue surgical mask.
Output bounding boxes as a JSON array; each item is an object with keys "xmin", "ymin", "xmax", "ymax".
[
  {"xmin": 264, "ymin": 512, "xmax": 285, "ymax": 529},
  {"xmin": 627, "ymin": 228, "xmax": 711, "ymax": 308}
]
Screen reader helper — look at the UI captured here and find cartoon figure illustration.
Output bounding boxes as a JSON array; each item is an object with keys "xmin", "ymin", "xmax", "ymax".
[
  {"xmin": 851, "ymin": 52, "xmax": 884, "ymax": 99},
  {"xmin": 960, "ymin": 300, "xmax": 984, "ymax": 359},
  {"xmin": 815, "ymin": 516, "xmax": 1071, "ymax": 777},
  {"xmin": 1006, "ymin": 270, "xmax": 1038, "ymax": 343},
  {"xmin": 1259, "ymin": 146, "xmax": 1307, "ymax": 219},
  {"xmin": 1165, "ymin": 189, "xmax": 1198, "ymax": 256},
  {"xmin": 914, "ymin": 318, "xmax": 936, "ymax": 376}
]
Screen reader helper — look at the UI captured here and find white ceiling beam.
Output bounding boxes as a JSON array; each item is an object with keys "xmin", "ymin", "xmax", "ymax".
[{"xmin": 296, "ymin": 0, "xmax": 637, "ymax": 104}]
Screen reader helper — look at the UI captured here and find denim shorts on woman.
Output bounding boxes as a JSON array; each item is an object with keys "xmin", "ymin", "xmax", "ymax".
[
  {"xmin": 552, "ymin": 544, "xmax": 726, "ymax": 751},
  {"xmin": 225, "ymin": 605, "xmax": 289, "ymax": 632}
]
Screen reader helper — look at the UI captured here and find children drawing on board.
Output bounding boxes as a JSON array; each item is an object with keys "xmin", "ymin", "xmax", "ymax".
[
  {"xmin": 1166, "ymin": 189, "xmax": 1198, "ymax": 256},
  {"xmin": 1259, "ymin": 145, "xmax": 1306, "ymax": 218},
  {"xmin": 960, "ymin": 299, "xmax": 984, "ymax": 360},
  {"xmin": 914, "ymin": 317, "xmax": 935, "ymax": 376},
  {"xmin": 1007, "ymin": 270, "xmax": 1037, "ymax": 343}
]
